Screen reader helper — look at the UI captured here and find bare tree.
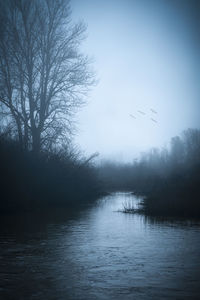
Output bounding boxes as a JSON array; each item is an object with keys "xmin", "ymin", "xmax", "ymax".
[{"xmin": 0, "ymin": 0, "xmax": 94, "ymax": 153}]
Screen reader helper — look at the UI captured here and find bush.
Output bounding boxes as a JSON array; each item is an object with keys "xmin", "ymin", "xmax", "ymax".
[{"xmin": 0, "ymin": 136, "xmax": 101, "ymax": 213}]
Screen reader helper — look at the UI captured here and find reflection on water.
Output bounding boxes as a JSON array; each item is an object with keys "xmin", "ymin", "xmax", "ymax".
[{"xmin": 0, "ymin": 192, "xmax": 200, "ymax": 299}]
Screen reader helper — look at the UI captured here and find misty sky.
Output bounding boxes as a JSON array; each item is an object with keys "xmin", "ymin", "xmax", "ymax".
[{"xmin": 71, "ymin": 0, "xmax": 200, "ymax": 162}]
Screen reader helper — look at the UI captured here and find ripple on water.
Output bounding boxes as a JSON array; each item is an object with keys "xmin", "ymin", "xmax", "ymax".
[{"xmin": 0, "ymin": 192, "xmax": 200, "ymax": 299}]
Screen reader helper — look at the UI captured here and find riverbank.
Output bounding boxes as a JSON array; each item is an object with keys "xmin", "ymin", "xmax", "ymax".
[
  {"xmin": 98, "ymin": 129, "xmax": 200, "ymax": 219},
  {"xmin": 120, "ymin": 189, "xmax": 200, "ymax": 218},
  {"xmin": 0, "ymin": 137, "xmax": 102, "ymax": 214}
]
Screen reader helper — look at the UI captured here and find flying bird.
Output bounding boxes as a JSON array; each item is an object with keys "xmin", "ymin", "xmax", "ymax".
[
  {"xmin": 151, "ymin": 118, "xmax": 157, "ymax": 123},
  {"xmin": 130, "ymin": 114, "xmax": 136, "ymax": 119},
  {"xmin": 137, "ymin": 110, "xmax": 145, "ymax": 115},
  {"xmin": 150, "ymin": 108, "xmax": 157, "ymax": 114}
]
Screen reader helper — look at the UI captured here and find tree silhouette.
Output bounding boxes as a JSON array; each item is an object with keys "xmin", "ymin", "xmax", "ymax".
[{"xmin": 0, "ymin": 0, "xmax": 94, "ymax": 153}]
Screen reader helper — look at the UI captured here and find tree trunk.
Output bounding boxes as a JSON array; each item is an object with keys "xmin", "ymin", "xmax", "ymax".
[
  {"xmin": 32, "ymin": 128, "xmax": 41, "ymax": 154},
  {"xmin": 16, "ymin": 118, "xmax": 23, "ymax": 148}
]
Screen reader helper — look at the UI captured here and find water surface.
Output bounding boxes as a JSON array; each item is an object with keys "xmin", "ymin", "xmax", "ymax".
[{"xmin": 0, "ymin": 192, "xmax": 200, "ymax": 299}]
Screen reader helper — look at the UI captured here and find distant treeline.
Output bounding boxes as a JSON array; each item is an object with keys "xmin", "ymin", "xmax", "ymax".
[
  {"xmin": 0, "ymin": 134, "xmax": 101, "ymax": 213},
  {"xmin": 98, "ymin": 128, "xmax": 200, "ymax": 217},
  {"xmin": 1, "ymin": 128, "xmax": 200, "ymax": 217}
]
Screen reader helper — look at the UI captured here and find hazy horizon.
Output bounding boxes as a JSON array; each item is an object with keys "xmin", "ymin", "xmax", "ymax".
[{"xmin": 71, "ymin": 0, "xmax": 200, "ymax": 162}]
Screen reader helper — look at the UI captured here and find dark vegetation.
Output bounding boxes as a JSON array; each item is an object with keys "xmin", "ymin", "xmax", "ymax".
[
  {"xmin": 98, "ymin": 128, "xmax": 200, "ymax": 218},
  {"xmin": 0, "ymin": 0, "xmax": 102, "ymax": 214},
  {"xmin": 0, "ymin": 1, "xmax": 199, "ymax": 218},
  {"xmin": 0, "ymin": 133, "xmax": 101, "ymax": 213}
]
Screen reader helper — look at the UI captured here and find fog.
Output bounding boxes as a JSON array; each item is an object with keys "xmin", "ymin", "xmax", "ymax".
[
  {"xmin": 1, "ymin": 2, "xmax": 200, "ymax": 298},
  {"xmin": 72, "ymin": 0, "xmax": 200, "ymax": 162}
]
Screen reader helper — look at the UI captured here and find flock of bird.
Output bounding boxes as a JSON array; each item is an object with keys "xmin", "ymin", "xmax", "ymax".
[{"xmin": 130, "ymin": 108, "xmax": 158, "ymax": 124}]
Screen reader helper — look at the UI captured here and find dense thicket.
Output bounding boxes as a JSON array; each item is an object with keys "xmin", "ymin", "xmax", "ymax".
[
  {"xmin": 0, "ymin": 134, "xmax": 101, "ymax": 213},
  {"xmin": 98, "ymin": 128, "xmax": 200, "ymax": 217}
]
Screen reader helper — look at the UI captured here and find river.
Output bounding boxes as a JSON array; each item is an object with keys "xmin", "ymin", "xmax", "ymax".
[{"xmin": 0, "ymin": 192, "xmax": 200, "ymax": 299}]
